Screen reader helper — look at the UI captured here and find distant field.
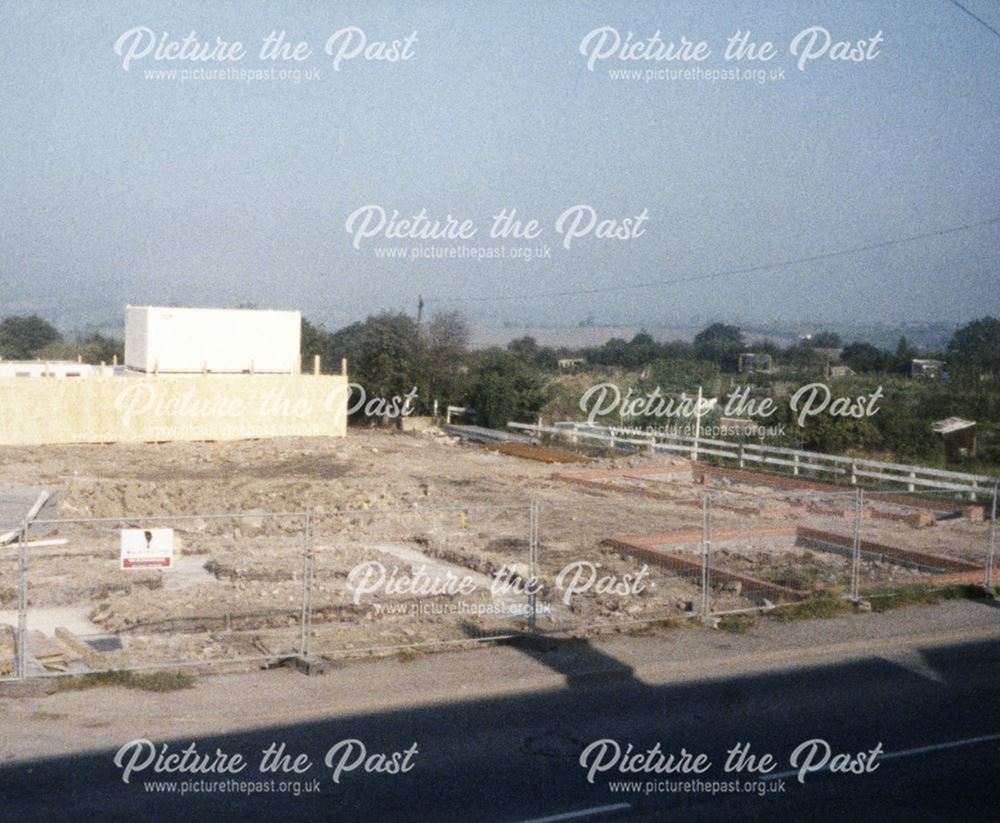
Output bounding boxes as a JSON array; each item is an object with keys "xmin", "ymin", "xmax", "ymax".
[{"xmin": 470, "ymin": 325, "xmax": 796, "ymax": 350}]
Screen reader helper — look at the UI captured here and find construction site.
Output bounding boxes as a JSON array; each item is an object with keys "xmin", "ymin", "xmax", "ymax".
[
  {"xmin": 0, "ymin": 426, "xmax": 993, "ymax": 679},
  {"xmin": 0, "ymin": 305, "xmax": 995, "ymax": 679}
]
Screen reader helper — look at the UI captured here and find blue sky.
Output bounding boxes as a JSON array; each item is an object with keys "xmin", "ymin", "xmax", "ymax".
[{"xmin": 1, "ymin": 0, "xmax": 998, "ymax": 332}]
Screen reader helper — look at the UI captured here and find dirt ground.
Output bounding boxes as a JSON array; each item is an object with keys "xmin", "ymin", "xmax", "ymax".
[{"xmin": 0, "ymin": 429, "xmax": 991, "ymax": 671}]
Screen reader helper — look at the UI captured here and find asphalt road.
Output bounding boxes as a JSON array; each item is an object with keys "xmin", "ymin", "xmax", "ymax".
[{"xmin": 1, "ymin": 624, "xmax": 998, "ymax": 822}]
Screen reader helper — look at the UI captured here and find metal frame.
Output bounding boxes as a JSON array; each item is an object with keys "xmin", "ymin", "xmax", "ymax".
[
  {"xmin": 16, "ymin": 522, "xmax": 27, "ymax": 680},
  {"xmin": 3, "ymin": 489, "xmax": 995, "ymax": 683},
  {"xmin": 986, "ymin": 484, "xmax": 997, "ymax": 587}
]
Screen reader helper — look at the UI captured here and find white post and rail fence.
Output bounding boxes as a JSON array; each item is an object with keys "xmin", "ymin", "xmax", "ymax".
[{"xmin": 507, "ymin": 419, "xmax": 998, "ymax": 499}]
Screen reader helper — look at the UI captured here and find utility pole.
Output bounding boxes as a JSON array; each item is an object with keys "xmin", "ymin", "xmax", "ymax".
[{"xmin": 693, "ymin": 385, "xmax": 703, "ymax": 463}]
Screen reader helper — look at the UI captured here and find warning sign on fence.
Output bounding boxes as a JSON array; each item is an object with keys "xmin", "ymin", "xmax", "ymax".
[{"xmin": 120, "ymin": 528, "xmax": 173, "ymax": 570}]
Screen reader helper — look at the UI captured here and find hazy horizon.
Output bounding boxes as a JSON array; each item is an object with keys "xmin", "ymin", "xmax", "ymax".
[{"xmin": 2, "ymin": 1, "xmax": 998, "ymax": 332}]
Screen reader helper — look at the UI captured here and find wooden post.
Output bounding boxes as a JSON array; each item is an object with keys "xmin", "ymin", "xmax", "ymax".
[
  {"xmin": 341, "ymin": 358, "xmax": 348, "ymax": 376},
  {"xmin": 313, "ymin": 354, "xmax": 321, "ymax": 375}
]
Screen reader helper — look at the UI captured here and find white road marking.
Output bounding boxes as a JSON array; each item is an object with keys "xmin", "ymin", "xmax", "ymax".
[
  {"xmin": 764, "ymin": 733, "xmax": 1000, "ymax": 781},
  {"xmin": 517, "ymin": 801, "xmax": 632, "ymax": 823}
]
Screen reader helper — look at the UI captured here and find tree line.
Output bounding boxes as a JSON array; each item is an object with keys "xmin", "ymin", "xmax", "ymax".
[
  {"xmin": 3, "ymin": 311, "xmax": 999, "ymax": 467},
  {"xmin": 0, "ymin": 314, "xmax": 123, "ymax": 363}
]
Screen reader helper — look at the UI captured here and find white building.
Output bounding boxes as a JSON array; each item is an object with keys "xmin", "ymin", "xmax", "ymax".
[
  {"xmin": 0, "ymin": 361, "xmax": 100, "ymax": 379},
  {"xmin": 124, "ymin": 306, "xmax": 301, "ymax": 375}
]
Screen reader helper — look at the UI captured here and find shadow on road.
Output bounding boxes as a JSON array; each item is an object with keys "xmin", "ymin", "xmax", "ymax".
[
  {"xmin": 483, "ymin": 624, "xmax": 639, "ymax": 689},
  {"xmin": 1, "ymin": 635, "xmax": 998, "ymax": 823}
]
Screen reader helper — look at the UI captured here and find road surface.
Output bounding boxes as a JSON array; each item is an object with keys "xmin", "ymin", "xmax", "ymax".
[{"xmin": 1, "ymin": 599, "xmax": 998, "ymax": 821}]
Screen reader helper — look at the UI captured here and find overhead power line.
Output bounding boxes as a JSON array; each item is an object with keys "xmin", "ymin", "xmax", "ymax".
[
  {"xmin": 945, "ymin": 0, "xmax": 1000, "ymax": 40},
  {"xmin": 425, "ymin": 214, "xmax": 1000, "ymax": 305}
]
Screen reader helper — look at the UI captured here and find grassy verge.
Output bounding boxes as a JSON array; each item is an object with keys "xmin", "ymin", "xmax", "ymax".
[
  {"xmin": 56, "ymin": 669, "xmax": 195, "ymax": 693},
  {"xmin": 613, "ymin": 617, "xmax": 693, "ymax": 637},
  {"xmin": 865, "ymin": 584, "xmax": 993, "ymax": 613},
  {"xmin": 717, "ymin": 615, "xmax": 757, "ymax": 634},
  {"xmin": 767, "ymin": 584, "xmax": 994, "ymax": 623},
  {"xmin": 767, "ymin": 592, "xmax": 853, "ymax": 622}
]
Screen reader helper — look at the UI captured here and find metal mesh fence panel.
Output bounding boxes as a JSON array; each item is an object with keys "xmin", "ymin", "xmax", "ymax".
[
  {"xmin": 852, "ymin": 488, "xmax": 990, "ymax": 607},
  {"xmin": 305, "ymin": 503, "xmax": 533, "ymax": 657},
  {"xmin": 0, "ymin": 479, "xmax": 994, "ymax": 682},
  {"xmin": 986, "ymin": 486, "xmax": 998, "ymax": 588},
  {"xmin": 699, "ymin": 490, "xmax": 858, "ymax": 616},
  {"xmin": 15, "ymin": 512, "xmax": 307, "ymax": 678},
  {"xmin": 534, "ymin": 495, "xmax": 706, "ymax": 633},
  {"xmin": 0, "ymin": 525, "xmax": 24, "ymax": 680}
]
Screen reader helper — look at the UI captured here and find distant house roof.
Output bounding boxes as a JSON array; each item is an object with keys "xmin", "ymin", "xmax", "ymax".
[
  {"xmin": 931, "ymin": 417, "xmax": 976, "ymax": 435},
  {"xmin": 825, "ymin": 362, "xmax": 855, "ymax": 377},
  {"xmin": 0, "ymin": 361, "xmax": 96, "ymax": 379},
  {"xmin": 738, "ymin": 352, "xmax": 773, "ymax": 372}
]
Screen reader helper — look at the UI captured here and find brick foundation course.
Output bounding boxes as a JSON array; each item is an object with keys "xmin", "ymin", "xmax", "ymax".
[
  {"xmin": 607, "ymin": 526, "xmax": 797, "ymax": 548},
  {"xmin": 603, "ymin": 522, "xmax": 981, "ymax": 606},
  {"xmin": 795, "ymin": 526, "xmax": 980, "ymax": 573},
  {"xmin": 551, "ymin": 470, "xmax": 788, "ymax": 517},
  {"xmin": 802, "ymin": 504, "xmax": 936, "ymax": 528},
  {"xmin": 919, "ymin": 571, "xmax": 987, "ymax": 586},
  {"xmin": 697, "ymin": 465, "xmax": 977, "ymax": 518},
  {"xmin": 553, "ymin": 463, "xmax": 978, "ymax": 525},
  {"xmin": 602, "ymin": 534, "xmax": 809, "ymax": 603},
  {"xmin": 553, "ymin": 464, "xmax": 692, "ymax": 482}
]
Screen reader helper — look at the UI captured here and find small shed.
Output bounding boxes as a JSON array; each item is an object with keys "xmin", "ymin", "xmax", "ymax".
[
  {"xmin": 931, "ymin": 417, "xmax": 976, "ymax": 460},
  {"xmin": 738, "ymin": 353, "xmax": 773, "ymax": 374},
  {"xmin": 911, "ymin": 359, "xmax": 945, "ymax": 379},
  {"xmin": 824, "ymin": 363, "xmax": 855, "ymax": 379}
]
